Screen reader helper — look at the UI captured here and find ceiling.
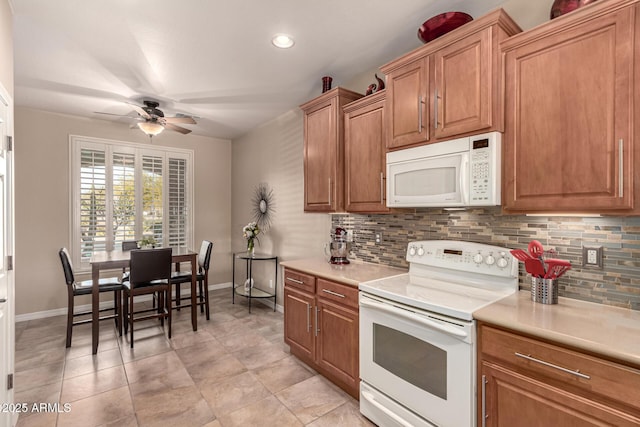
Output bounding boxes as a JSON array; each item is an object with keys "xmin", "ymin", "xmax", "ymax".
[{"xmin": 12, "ymin": 0, "xmax": 508, "ymax": 140}]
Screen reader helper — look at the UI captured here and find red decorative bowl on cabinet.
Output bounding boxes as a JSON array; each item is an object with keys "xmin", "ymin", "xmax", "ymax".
[
  {"xmin": 550, "ymin": 0, "xmax": 599, "ymax": 19},
  {"xmin": 417, "ymin": 12, "xmax": 473, "ymax": 44}
]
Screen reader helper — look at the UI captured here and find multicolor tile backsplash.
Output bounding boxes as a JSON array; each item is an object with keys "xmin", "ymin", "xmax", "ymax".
[{"xmin": 332, "ymin": 207, "xmax": 640, "ymax": 310}]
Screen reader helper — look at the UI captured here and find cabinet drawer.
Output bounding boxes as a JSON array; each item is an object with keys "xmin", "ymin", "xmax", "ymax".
[
  {"xmin": 317, "ymin": 278, "xmax": 358, "ymax": 309},
  {"xmin": 480, "ymin": 325, "xmax": 640, "ymax": 412},
  {"xmin": 283, "ymin": 268, "xmax": 316, "ymax": 293}
]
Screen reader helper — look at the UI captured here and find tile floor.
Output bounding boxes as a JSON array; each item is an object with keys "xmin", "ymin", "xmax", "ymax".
[{"xmin": 13, "ymin": 288, "xmax": 374, "ymax": 427}]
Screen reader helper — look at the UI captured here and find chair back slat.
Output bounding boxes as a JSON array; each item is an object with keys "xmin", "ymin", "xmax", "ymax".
[
  {"xmin": 198, "ymin": 240, "xmax": 214, "ymax": 272},
  {"xmin": 59, "ymin": 248, "xmax": 75, "ymax": 286},
  {"xmin": 129, "ymin": 248, "xmax": 172, "ymax": 285},
  {"xmin": 122, "ymin": 240, "xmax": 139, "ymax": 251}
]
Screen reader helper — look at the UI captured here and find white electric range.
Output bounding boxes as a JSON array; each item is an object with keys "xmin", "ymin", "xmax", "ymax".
[{"xmin": 359, "ymin": 240, "xmax": 518, "ymax": 427}]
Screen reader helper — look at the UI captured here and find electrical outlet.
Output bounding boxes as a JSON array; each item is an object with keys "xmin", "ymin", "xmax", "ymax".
[
  {"xmin": 375, "ymin": 232, "xmax": 383, "ymax": 244},
  {"xmin": 346, "ymin": 230, "xmax": 354, "ymax": 242},
  {"xmin": 269, "ymin": 279, "xmax": 273, "ymax": 288},
  {"xmin": 582, "ymin": 245, "xmax": 603, "ymax": 269}
]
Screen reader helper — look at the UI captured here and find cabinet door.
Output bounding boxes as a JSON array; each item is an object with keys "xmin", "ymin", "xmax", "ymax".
[
  {"xmin": 344, "ymin": 93, "xmax": 389, "ymax": 213},
  {"xmin": 284, "ymin": 286, "xmax": 315, "ymax": 362},
  {"xmin": 503, "ymin": 7, "xmax": 634, "ymax": 212},
  {"xmin": 386, "ymin": 57, "xmax": 430, "ymax": 149},
  {"xmin": 434, "ymin": 27, "xmax": 492, "ymax": 139},
  {"xmin": 481, "ymin": 362, "xmax": 640, "ymax": 426},
  {"xmin": 315, "ymin": 298, "xmax": 359, "ymax": 394},
  {"xmin": 304, "ymin": 99, "xmax": 339, "ymax": 212}
]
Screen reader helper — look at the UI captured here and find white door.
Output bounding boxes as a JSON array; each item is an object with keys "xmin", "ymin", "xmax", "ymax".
[{"xmin": 0, "ymin": 85, "xmax": 15, "ymax": 427}]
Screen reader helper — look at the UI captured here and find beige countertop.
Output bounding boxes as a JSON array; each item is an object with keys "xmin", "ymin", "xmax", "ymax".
[
  {"xmin": 474, "ymin": 290, "xmax": 640, "ymax": 368},
  {"xmin": 280, "ymin": 258, "xmax": 407, "ymax": 287}
]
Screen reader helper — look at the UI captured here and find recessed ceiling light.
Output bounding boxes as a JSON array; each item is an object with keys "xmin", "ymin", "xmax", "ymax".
[{"xmin": 272, "ymin": 33, "xmax": 295, "ymax": 49}]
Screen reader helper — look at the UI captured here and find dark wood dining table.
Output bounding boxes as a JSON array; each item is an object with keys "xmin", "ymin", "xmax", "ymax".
[{"xmin": 89, "ymin": 247, "xmax": 198, "ymax": 354}]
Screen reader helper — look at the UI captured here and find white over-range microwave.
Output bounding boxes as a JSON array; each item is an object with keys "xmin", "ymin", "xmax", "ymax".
[{"xmin": 387, "ymin": 132, "xmax": 502, "ymax": 208}]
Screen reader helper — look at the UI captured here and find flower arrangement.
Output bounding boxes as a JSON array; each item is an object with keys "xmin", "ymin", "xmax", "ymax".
[
  {"xmin": 242, "ymin": 221, "xmax": 260, "ymax": 253},
  {"xmin": 138, "ymin": 235, "xmax": 157, "ymax": 248}
]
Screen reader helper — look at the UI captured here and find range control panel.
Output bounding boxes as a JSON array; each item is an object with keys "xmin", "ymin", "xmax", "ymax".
[{"xmin": 406, "ymin": 240, "xmax": 517, "ymax": 278}]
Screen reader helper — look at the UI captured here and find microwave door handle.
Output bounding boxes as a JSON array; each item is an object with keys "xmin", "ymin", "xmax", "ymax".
[
  {"xmin": 460, "ymin": 154, "xmax": 469, "ymax": 204},
  {"xmin": 361, "ymin": 390, "xmax": 415, "ymax": 427},
  {"xmin": 360, "ymin": 298, "xmax": 468, "ymax": 339}
]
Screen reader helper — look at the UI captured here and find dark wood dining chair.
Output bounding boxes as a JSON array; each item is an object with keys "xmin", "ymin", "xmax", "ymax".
[
  {"xmin": 170, "ymin": 240, "xmax": 213, "ymax": 320},
  {"xmin": 120, "ymin": 240, "xmax": 139, "ymax": 282},
  {"xmin": 58, "ymin": 248, "xmax": 124, "ymax": 348},
  {"xmin": 123, "ymin": 248, "xmax": 172, "ymax": 348}
]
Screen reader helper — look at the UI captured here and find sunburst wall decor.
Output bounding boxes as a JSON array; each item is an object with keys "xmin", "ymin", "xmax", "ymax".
[{"xmin": 251, "ymin": 183, "xmax": 275, "ymax": 230}]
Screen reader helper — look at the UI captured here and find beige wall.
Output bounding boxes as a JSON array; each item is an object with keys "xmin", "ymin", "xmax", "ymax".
[
  {"xmin": 231, "ymin": 109, "xmax": 331, "ymax": 307},
  {"xmin": 0, "ymin": 0, "xmax": 12, "ymax": 98},
  {"xmin": 500, "ymin": 0, "xmax": 553, "ymax": 30},
  {"xmin": 14, "ymin": 107, "xmax": 232, "ymax": 316}
]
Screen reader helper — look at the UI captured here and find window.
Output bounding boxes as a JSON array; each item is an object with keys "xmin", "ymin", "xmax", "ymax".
[{"xmin": 70, "ymin": 135, "xmax": 194, "ymax": 270}]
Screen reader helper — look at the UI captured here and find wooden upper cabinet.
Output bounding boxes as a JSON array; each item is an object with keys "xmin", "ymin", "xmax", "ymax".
[
  {"xmin": 382, "ymin": 9, "xmax": 521, "ymax": 151},
  {"xmin": 385, "ymin": 57, "xmax": 429, "ymax": 149},
  {"xmin": 344, "ymin": 91, "xmax": 390, "ymax": 213},
  {"xmin": 434, "ymin": 27, "xmax": 492, "ymax": 139},
  {"xmin": 301, "ymin": 88, "xmax": 363, "ymax": 212},
  {"xmin": 502, "ymin": 1, "xmax": 636, "ymax": 213}
]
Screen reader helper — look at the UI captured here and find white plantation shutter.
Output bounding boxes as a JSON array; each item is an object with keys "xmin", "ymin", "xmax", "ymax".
[
  {"xmin": 168, "ymin": 157, "xmax": 188, "ymax": 247},
  {"xmin": 79, "ymin": 149, "xmax": 107, "ymax": 263},
  {"xmin": 112, "ymin": 151, "xmax": 136, "ymax": 246},
  {"xmin": 142, "ymin": 154, "xmax": 164, "ymax": 243},
  {"xmin": 71, "ymin": 136, "xmax": 193, "ymax": 270}
]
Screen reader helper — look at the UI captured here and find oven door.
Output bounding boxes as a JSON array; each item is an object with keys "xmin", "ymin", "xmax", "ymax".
[
  {"xmin": 359, "ymin": 293, "xmax": 475, "ymax": 427},
  {"xmin": 386, "ymin": 150, "xmax": 469, "ymax": 208}
]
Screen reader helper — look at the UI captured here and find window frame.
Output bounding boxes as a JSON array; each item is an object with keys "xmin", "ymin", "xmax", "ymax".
[{"xmin": 69, "ymin": 135, "xmax": 194, "ymax": 272}]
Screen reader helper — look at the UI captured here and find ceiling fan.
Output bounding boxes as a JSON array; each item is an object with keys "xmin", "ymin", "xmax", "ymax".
[{"xmin": 96, "ymin": 100, "xmax": 197, "ymax": 138}]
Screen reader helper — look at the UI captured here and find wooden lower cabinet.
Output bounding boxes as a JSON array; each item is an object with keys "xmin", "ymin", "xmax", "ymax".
[
  {"xmin": 283, "ymin": 286, "xmax": 315, "ymax": 360},
  {"xmin": 478, "ymin": 323, "xmax": 640, "ymax": 426},
  {"xmin": 283, "ymin": 268, "xmax": 359, "ymax": 398},
  {"xmin": 315, "ymin": 298, "xmax": 359, "ymax": 392}
]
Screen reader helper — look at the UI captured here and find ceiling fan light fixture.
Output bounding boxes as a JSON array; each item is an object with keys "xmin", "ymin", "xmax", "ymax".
[
  {"xmin": 137, "ymin": 121, "xmax": 164, "ymax": 136},
  {"xmin": 271, "ymin": 33, "xmax": 295, "ymax": 49}
]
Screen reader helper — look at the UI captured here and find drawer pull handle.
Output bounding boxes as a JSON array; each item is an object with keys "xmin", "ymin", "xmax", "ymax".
[
  {"xmin": 515, "ymin": 352, "xmax": 591, "ymax": 380},
  {"xmin": 322, "ymin": 289, "xmax": 345, "ymax": 298},
  {"xmin": 286, "ymin": 277, "xmax": 304, "ymax": 285}
]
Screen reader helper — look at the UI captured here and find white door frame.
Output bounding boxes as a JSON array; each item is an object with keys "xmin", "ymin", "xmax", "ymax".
[{"xmin": 0, "ymin": 82, "xmax": 15, "ymax": 427}]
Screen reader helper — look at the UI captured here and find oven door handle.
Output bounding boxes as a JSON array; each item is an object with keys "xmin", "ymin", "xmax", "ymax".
[
  {"xmin": 361, "ymin": 390, "xmax": 415, "ymax": 427},
  {"xmin": 360, "ymin": 298, "xmax": 468, "ymax": 339}
]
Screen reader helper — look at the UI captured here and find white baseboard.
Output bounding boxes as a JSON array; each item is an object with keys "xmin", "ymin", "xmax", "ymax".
[{"xmin": 16, "ymin": 282, "xmax": 234, "ymax": 323}]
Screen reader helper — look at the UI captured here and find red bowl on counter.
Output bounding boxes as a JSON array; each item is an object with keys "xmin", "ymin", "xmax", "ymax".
[{"xmin": 418, "ymin": 12, "xmax": 473, "ymax": 44}]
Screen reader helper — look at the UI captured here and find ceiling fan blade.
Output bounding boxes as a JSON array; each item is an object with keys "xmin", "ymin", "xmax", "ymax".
[
  {"xmin": 126, "ymin": 102, "xmax": 152, "ymax": 119},
  {"xmin": 94, "ymin": 111, "xmax": 137, "ymax": 118},
  {"xmin": 165, "ymin": 123, "xmax": 192, "ymax": 134},
  {"xmin": 163, "ymin": 116, "xmax": 197, "ymax": 124}
]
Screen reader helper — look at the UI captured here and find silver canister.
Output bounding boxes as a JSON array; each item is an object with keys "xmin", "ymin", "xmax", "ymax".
[{"xmin": 531, "ymin": 277, "xmax": 558, "ymax": 304}]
